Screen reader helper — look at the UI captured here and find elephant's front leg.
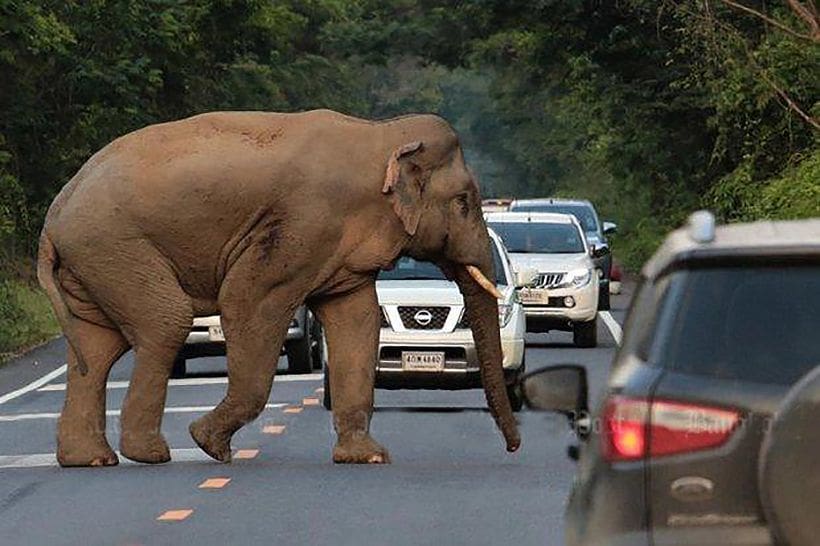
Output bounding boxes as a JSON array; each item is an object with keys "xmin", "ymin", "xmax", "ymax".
[
  {"xmin": 313, "ymin": 282, "xmax": 389, "ymax": 464},
  {"xmin": 189, "ymin": 291, "xmax": 298, "ymax": 463}
]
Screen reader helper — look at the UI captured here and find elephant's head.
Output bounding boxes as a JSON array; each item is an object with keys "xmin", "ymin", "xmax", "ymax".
[{"xmin": 380, "ymin": 116, "xmax": 521, "ymax": 453}]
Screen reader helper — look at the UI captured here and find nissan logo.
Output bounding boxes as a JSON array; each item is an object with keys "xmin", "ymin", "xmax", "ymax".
[{"xmin": 413, "ymin": 309, "xmax": 433, "ymax": 326}]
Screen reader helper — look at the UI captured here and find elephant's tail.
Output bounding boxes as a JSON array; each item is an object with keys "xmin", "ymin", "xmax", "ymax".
[{"xmin": 37, "ymin": 232, "xmax": 88, "ymax": 375}]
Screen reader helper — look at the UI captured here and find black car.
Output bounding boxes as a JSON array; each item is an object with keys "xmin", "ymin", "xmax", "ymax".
[
  {"xmin": 521, "ymin": 212, "xmax": 820, "ymax": 546},
  {"xmin": 510, "ymin": 198, "xmax": 617, "ymax": 310}
]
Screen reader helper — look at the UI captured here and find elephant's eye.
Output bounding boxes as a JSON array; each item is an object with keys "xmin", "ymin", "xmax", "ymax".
[{"xmin": 455, "ymin": 193, "xmax": 470, "ymax": 217}]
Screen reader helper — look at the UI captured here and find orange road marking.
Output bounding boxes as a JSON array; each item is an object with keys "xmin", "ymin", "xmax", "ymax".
[
  {"xmin": 199, "ymin": 477, "xmax": 231, "ymax": 489},
  {"xmin": 157, "ymin": 509, "xmax": 193, "ymax": 521},
  {"xmin": 302, "ymin": 397, "xmax": 320, "ymax": 406},
  {"xmin": 283, "ymin": 406, "xmax": 303, "ymax": 414},
  {"xmin": 233, "ymin": 449, "xmax": 259, "ymax": 459},
  {"xmin": 263, "ymin": 425, "xmax": 286, "ymax": 435}
]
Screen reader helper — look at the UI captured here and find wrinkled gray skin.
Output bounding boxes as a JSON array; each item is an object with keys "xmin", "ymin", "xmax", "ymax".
[{"xmin": 37, "ymin": 109, "xmax": 520, "ymax": 467}]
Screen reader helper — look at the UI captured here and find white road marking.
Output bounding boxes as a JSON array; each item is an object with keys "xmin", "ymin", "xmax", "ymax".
[
  {"xmin": 0, "ymin": 403, "xmax": 285, "ymax": 422},
  {"xmin": 38, "ymin": 372, "xmax": 323, "ymax": 392},
  {"xmin": 0, "ymin": 364, "xmax": 67, "ymax": 405},
  {"xmin": 600, "ymin": 311, "xmax": 623, "ymax": 345},
  {"xmin": 0, "ymin": 448, "xmax": 213, "ymax": 469}
]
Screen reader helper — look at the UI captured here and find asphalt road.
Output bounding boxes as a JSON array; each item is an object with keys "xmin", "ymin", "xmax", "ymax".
[{"xmin": 0, "ymin": 286, "xmax": 630, "ymax": 546}]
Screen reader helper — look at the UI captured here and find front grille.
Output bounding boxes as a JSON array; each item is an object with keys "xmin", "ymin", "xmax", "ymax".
[
  {"xmin": 397, "ymin": 306, "xmax": 450, "ymax": 330},
  {"xmin": 534, "ymin": 272, "xmax": 565, "ymax": 288},
  {"xmin": 380, "ymin": 308, "xmax": 390, "ymax": 328},
  {"xmin": 456, "ymin": 311, "xmax": 469, "ymax": 329}
]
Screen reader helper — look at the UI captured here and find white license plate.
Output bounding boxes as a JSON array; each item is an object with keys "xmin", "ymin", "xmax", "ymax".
[
  {"xmin": 401, "ymin": 351, "xmax": 445, "ymax": 372},
  {"xmin": 518, "ymin": 288, "xmax": 549, "ymax": 304},
  {"xmin": 209, "ymin": 325, "xmax": 225, "ymax": 342}
]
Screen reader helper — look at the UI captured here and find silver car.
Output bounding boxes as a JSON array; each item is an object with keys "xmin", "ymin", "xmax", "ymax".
[
  {"xmin": 321, "ymin": 229, "xmax": 528, "ymax": 410},
  {"xmin": 173, "ymin": 306, "xmax": 321, "ymax": 377}
]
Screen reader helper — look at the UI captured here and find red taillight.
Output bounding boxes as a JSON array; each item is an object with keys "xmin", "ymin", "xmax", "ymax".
[{"xmin": 602, "ymin": 396, "xmax": 740, "ymax": 462}]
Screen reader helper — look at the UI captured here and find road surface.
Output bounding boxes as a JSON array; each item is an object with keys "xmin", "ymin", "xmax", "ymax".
[{"xmin": 0, "ymin": 288, "xmax": 631, "ymax": 546}]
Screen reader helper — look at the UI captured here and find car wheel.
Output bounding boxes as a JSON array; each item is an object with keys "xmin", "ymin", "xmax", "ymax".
[
  {"xmin": 170, "ymin": 357, "xmax": 187, "ymax": 379},
  {"xmin": 322, "ymin": 366, "xmax": 332, "ymax": 410},
  {"xmin": 597, "ymin": 284, "xmax": 611, "ymax": 310},
  {"xmin": 573, "ymin": 317, "xmax": 598, "ymax": 348},
  {"xmin": 285, "ymin": 334, "xmax": 313, "ymax": 374},
  {"xmin": 506, "ymin": 381, "xmax": 524, "ymax": 412},
  {"xmin": 310, "ymin": 320, "xmax": 324, "ymax": 371}
]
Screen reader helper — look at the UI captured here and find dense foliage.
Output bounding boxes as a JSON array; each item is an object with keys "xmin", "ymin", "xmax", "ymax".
[{"xmin": 1, "ymin": 1, "xmax": 818, "ymax": 351}]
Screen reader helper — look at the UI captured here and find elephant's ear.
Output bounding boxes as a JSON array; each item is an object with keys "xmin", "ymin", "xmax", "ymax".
[{"xmin": 381, "ymin": 141, "xmax": 424, "ymax": 236}]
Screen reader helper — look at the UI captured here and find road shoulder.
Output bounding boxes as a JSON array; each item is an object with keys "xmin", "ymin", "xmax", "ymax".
[{"xmin": 0, "ymin": 336, "xmax": 67, "ymax": 403}]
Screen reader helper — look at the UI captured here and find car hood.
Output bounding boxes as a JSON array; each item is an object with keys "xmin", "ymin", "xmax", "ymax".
[
  {"xmin": 376, "ymin": 279, "xmax": 511, "ymax": 305},
  {"xmin": 508, "ymin": 252, "xmax": 592, "ymax": 273}
]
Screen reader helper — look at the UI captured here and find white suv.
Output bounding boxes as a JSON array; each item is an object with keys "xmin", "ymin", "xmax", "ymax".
[
  {"xmin": 485, "ymin": 212, "xmax": 599, "ymax": 347},
  {"xmin": 321, "ymin": 229, "xmax": 528, "ymax": 410}
]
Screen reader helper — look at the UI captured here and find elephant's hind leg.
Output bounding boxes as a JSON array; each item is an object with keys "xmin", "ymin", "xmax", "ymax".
[
  {"xmin": 58, "ymin": 319, "xmax": 128, "ymax": 467},
  {"xmin": 118, "ymin": 266, "xmax": 192, "ymax": 464},
  {"xmin": 312, "ymin": 282, "xmax": 390, "ymax": 464}
]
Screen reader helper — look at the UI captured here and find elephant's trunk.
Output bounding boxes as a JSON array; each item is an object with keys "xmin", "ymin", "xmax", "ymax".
[{"xmin": 455, "ymin": 266, "xmax": 521, "ymax": 453}]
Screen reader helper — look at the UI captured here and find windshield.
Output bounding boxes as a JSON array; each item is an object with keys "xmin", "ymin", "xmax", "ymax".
[
  {"xmin": 510, "ymin": 203, "xmax": 599, "ymax": 233},
  {"xmin": 661, "ymin": 264, "xmax": 820, "ymax": 385},
  {"xmin": 378, "ymin": 241, "xmax": 508, "ymax": 285},
  {"xmin": 487, "ymin": 222, "xmax": 585, "ymax": 254}
]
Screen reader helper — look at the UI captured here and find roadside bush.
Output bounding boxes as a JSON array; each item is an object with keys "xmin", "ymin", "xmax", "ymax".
[{"xmin": 0, "ymin": 277, "xmax": 59, "ymax": 360}]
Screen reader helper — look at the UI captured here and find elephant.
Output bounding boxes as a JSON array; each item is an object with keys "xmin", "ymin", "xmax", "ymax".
[{"xmin": 37, "ymin": 109, "xmax": 521, "ymax": 467}]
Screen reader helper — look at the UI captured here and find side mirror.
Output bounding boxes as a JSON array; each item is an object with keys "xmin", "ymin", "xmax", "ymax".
[
  {"xmin": 514, "ymin": 268, "xmax": 538, "ymax": 288},
  {"xmin": 602, "ymin": 221, "xmax": 617, "ymax": 235},
  {"xmin": 590, "ymin": 244, "xmax": 608, "ymax": 258},
  {"xmin": 520, "ymin": 365, "xmax": 588, "ymax": 417}
]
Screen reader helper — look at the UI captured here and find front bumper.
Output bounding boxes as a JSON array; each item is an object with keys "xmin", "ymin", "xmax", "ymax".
[
  {"xmin": 375, "ymin": 312, "xmax": 525, "ymax": 389},
  {"xmin": 520, "ymin": 282, "xmax": 598, "ymax": 331}
]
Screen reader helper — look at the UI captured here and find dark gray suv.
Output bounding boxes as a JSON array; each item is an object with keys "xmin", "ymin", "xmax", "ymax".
[
  {"xmin": 522, "ymin": 212, "xmax": 820, "ymax": 546},
  {"xmin": 510, "ymin": 198, "xmax": 616, "ymax": 310}
]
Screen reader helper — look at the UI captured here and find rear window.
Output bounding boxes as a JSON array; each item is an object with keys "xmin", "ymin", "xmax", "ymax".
[{"xmin": 661, "ymin": 265, "xmax": 820, "ymax": 385}]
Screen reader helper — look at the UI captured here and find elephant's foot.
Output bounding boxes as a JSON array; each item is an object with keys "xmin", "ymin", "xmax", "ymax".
[
  {"xmin": 119, "ymin": 431, "xmax": 171, "ymax": 464},
  {"xmin": 333, "ymin": 435, "xmax": 391, "ymax": 464},
  {"xmin": 57, "ymin": 431, "xmax": 119, "ymax": 467},
  {"xmin": 189, "ymin": 417, "xmax": 232, "ymax": 463}
]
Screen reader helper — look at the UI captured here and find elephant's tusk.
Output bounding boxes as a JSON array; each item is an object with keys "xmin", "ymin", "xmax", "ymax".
[{"xmin": 465, "ymin": 265, "xmax": 504, "ymax": 300}]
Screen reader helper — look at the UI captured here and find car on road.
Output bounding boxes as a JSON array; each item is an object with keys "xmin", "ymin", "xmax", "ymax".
[
  {"xmin": 173, "ymin": 306, "xmax": 322, "ymax": 378},
  {"xmin": 322, "ymin": 229, "xmax": 529, "ymax": 410},
  {"xmin": 521, "ymin": 211, "xmax": 820, "ymax": 546},
  {"xmin": 481, "ymin": 198, "xmax": 513, "ymax": 213},
  {"xmin": 486, "ymin": 211, "xmax": 600, "ymax": 347},
  {"xmin": 510, "ymin": 198, "xmax": 616, "ymax": 310}
]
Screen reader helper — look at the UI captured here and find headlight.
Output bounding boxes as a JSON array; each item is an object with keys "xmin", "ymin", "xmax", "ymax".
[
  {"xmin": 569, "ymin": 268, "xmax": 592, "ymax": 288},
  {"xmin": 498, "ymin": 303, "xmax": 513, "ymax": 327}
]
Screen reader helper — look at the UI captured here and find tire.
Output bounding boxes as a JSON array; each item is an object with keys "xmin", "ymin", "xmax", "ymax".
[
  {"xmin": 170, "ymin": 357, "xmax": 187, "ymax": 379},
  {"xmin": 506, "ymin": 382, "xmax": 524, "ymax": 412},
  {"xmin": 310, "ymin": 319, "xmax": 324, "ymax": 371},
  {"xmin": 322, "ymin": 366, "xmax": 332, "ymax": 410},
  {"xmin": 573, "ymin": 317, "xmax": 598, "ymax": 348},
  {"xmin": 758, "ymin": 365, "xmax": 820, "ymax": 546},
  {"xmin": 597, "ymin": 283, "xmax": 611, "ymax": 310},
  {"xmin": 285, "ymin": 333, "xmax": 313, "ymax": 374}
]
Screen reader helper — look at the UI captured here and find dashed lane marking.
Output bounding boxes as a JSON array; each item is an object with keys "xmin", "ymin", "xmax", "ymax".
[
  {"xmin": 262, "ymin": 425, "xmax": 286, "ymax": 435},
  {"xmin": 302, "ymin": 397, "xmax": 320, "ymax": 406},
  {"xmin": 600, "ymin": 311, "xmax": 623, "ymax": 345},
  {"xmin": 0, "ymin": 403, "xmax": 285, "ymax": 422},
  {"xmin": 0, "ymin": 364, "xmax": 67, "ymax": 405},
  {"xmin": 0, "ymin": 448, "xmax": 212, "ymax": 469},
  {"xmin": 199, "ymin": 478, "xmax": 231, "ymax": 489},
  {"xmin": 283, "ymin": 406, "xmax": 303, "ymax": 414},
  {"xmin": 37, "ymin": 373, "xmax": 323, "ymax": 392},
  {"xmin": 233, "ymin": 449, "xmax": 259, "ymax": 460},
  {"xmin": 157, "ymin": 509, "xmax": 193, "ymax": 522}
]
